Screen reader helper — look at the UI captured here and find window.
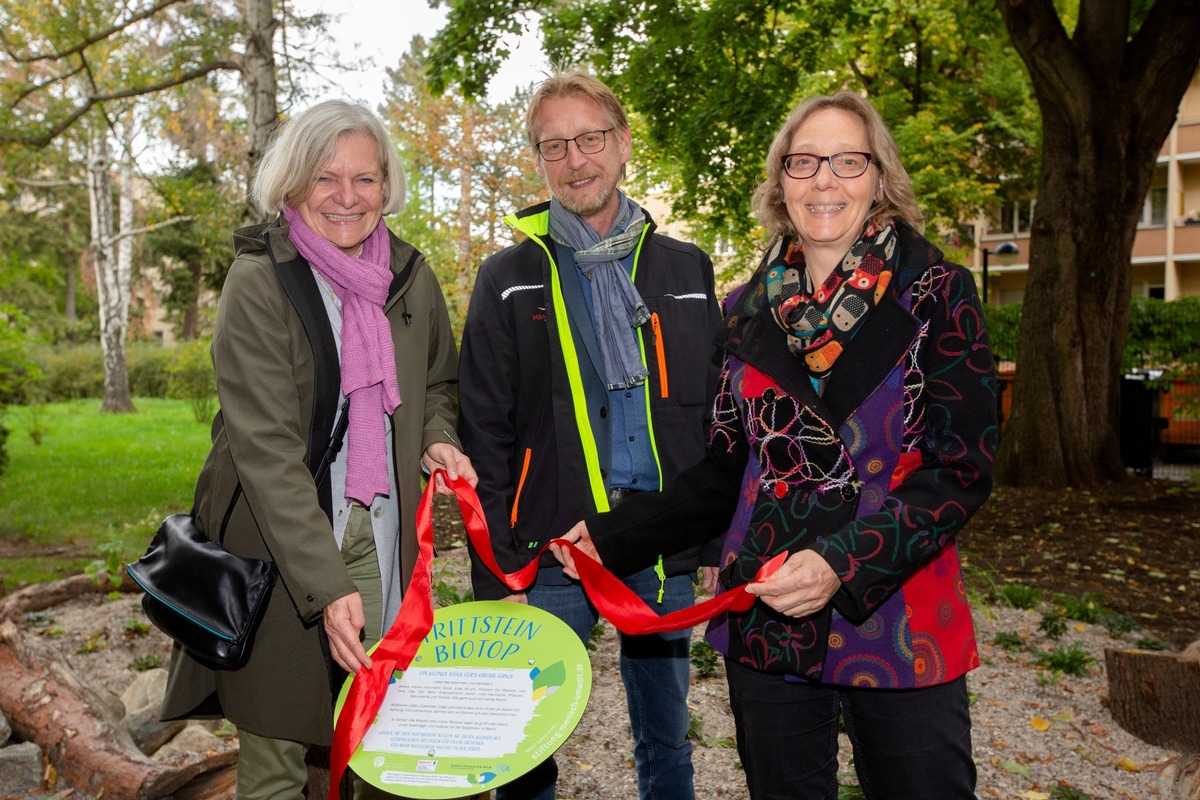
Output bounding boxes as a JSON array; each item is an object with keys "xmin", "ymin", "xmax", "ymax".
[
  {"xmin": 1139, "ymin": 187, "xmax": 1167, "ymax": 227},
  {"xmin": 988, "ymin": 200, "xmax": 1035, "ymax": 236}
]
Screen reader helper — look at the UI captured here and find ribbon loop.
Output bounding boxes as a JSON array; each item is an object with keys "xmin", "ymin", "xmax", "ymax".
[{"xmin": 329, "ymin": 471, "xmax": 781, "ymax": 799}]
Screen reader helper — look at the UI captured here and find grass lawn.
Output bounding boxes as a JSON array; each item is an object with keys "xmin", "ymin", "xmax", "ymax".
[{"xmin": 0, "ymin": 398, "xmax": 211, "ymax": 587}]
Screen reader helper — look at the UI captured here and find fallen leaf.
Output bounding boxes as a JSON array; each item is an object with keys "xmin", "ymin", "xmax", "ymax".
[
  {"xmin": 1031, "ymin": 716, "xmax": 1051, "ymax": 731},
  {"xmin": 1115, "ymin": 757, "xmax": 1140, "ymax": 772},
  {"xmin": 1019, "ymin": 792, "xmax": 1050, "ymax": 800}
]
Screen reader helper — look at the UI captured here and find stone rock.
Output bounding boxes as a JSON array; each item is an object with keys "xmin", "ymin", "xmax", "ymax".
[
  {"xmin": 82, "ymin": 684, "xmax": 127, "ymax": 727},
  {"xmin": 0, "ymin": 741, "xmax": 44, "ymax": 796},
  {"xmin": 0, "ymin": 707, "xmax": 11, "ymax": 745},
  {"xmin": 124, "ymin": 706, "xmax": 187, "ymax": 755},
  {"xmin": 153, "ymin": 723, "xmax": 225, "ymax": 762},
  {"xmin": 121, "ymin": 668, "xmax": 168, "ymax": 716}
]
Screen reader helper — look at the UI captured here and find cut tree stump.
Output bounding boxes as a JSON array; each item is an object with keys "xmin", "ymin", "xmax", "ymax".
[{"xmin": 1105, "ymin": 646, "xmax": 1200, "ymax": 752}]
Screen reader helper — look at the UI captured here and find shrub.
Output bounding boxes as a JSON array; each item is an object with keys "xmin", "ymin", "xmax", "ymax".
[
  {"xmin": 1033, "ymin": 642, "xmax": 1097, "ymax": 677},
  {"xmin": 690, "ymin": 640, "xmax": 720, "ymax": 677},
  {"xmin": 128, "ymin": 345, "xmax": 175, "ymax": 398},
  {"xmin": 166, "ymin": 339, "xmax": 216, "ymax": 423},
  {"xmin": 1054, "ymin": 592, "xmax": 1108, "ymax": 624},
  {"xmin": 997, "ymin": 583, "xmax": 1042, "ymax": 610},
  {"xmin": 991, "ymin": 631, "xmax": 1025, "ymax": 651},
  {"xmin": 1038, "ymin": 611, "xmax": 1069, "ymax": 639}
]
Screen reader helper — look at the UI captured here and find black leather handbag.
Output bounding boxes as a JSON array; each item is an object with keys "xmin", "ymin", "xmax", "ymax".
[
  {"xmin": 128, "ymin": 400, "xmax": 349, "ymax": 670},
  {"xmin": 126, "ymin": 501, "xmax": 276, "ymax": 669}
]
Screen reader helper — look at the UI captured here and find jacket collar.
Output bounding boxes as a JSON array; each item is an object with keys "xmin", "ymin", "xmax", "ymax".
[
  {"xmin": 717, "ymin": 220, "xmax": 937, "ymax": 426},
  {"xmin": 233, "ymin": 216, "xmax": 422, "ymax": 304},
  {"xmin": 506, "ymin": 200, "xmax": 659, "ymax": 241}
]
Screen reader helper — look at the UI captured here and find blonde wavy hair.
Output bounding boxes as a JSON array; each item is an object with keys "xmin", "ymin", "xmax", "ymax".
[{"xmin": 751, "ymin": 92, "xmax": 924, "ymax": 241}]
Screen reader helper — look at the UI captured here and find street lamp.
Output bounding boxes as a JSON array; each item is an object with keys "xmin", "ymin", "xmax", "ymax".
[{"xmin": 981, "ymin": 241, "xmax": 1019, "ymax": 305}]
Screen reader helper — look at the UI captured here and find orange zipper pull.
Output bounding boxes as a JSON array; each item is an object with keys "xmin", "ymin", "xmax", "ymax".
[{"xmin": 651, "ymin": 312, "xmax": 668, "ymax": 399}]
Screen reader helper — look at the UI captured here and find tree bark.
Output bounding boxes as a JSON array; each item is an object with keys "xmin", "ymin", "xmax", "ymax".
[
  {"xmin": 241, "ymin": 0, "xmax": 278, "ymax": 227},
  {"xmin": 994, "ymin": 0, "xmax": 1200, "ymax": 487},
  {"xmin": 0, "ymin": 619, "xmax": 235, "ymax": 799},
  {"xmin": 1105, "ymin": 646, "xmax": 1200, "ymax": 753},
  {"xmin": 87, "ymin": 121, "xmax": 135, "ymax": 414}
]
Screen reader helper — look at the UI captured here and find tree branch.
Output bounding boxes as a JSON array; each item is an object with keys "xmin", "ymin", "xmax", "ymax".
[
  {"xmin": 0, "ymin": 0, "xmax": 190, "ymax": 64},
  {"xmin": 0, "ymin": 60, "xmax": 240, "ymax": 147},
  {"xmin": 103, "ymin": 215, "xmax": 194, "ymax": 247},
  {"xmin": 14, "ymin": 177, "xmax": 86, "ymax": 188}
]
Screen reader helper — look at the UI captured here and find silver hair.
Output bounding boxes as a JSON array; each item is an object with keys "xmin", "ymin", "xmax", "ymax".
[{"xmin": 251, "ymin": 100, "xmax": 406, "ymax": 217}]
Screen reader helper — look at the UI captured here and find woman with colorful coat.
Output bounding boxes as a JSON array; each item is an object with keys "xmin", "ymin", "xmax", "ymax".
[{"xmin": 554, "ymin": 92, "xmax": 998, "ymax": 799}]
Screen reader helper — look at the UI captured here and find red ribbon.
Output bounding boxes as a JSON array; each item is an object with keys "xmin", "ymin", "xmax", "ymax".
[{"xmin": 329, "ymin": 471, "xmax": 783, "ymax": 798}]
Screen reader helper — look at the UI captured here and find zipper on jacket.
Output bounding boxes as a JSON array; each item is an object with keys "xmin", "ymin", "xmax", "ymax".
[
  {"xmin": 651, "ymin": 312, "xmax": 668, "ymax": 399},
  {"xmin": 510, "ymin": 448, "xmax": 533, "ymax": 527}
]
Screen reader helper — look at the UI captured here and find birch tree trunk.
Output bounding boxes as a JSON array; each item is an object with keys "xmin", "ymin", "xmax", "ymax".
[
  {"xmin": 87, "ymin": 122, "xmax": 135, "ymax": 413},
  {"xmin": 241, "ymin": 0, "xmax": 278, "ymax": 226}
]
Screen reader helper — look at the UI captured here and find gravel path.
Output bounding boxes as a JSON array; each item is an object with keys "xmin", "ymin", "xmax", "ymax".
[{"xmin": 11, "ymin": 548, "xmax": 1192, "ymax": 799}]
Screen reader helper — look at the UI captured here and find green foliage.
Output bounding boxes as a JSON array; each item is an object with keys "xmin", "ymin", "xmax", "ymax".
[
  {"xmin": 1048, "ymin": 784, "xmax": 1096, "ymax": 800},
  {"xmin": 1132, "ymin": 637, "xmax": 1170, "ymax": 651},
  {"xmin": 133, "ymin": 654, "xmax": 164, "ymax": 671},
  {"xmin": 1124, "ymin": 295, "xmax": 1200, "ymax": 379},
  {"xmin": 982, "ymin": 303, "xmax": 1022, "ymax": 363},
  {"xmin": 433, "ymin": 579, "xmax": 473, "ymax": 607},
  {"xmin": 27, "ymin": 343, "xmax": 206, "ymax": 403},
  {"xmin": 991, "ymin": 631, "xmax": 1025, "ymax": 651},
  {"xmin": 586, "ymin": 622, "xmax": 605, "ymax": 652},
  {"xmin": 124, "ymin": 618, "xmax": 151, "ymax": 636},
  {"xmin": 1033, "ymin": 642, "xmax": 1097, "ymax": 677},
  {"xmin": 429, "ymin": 0, "xmax": 1040, "ymax": 248},
  {"xmin": 686, "ymin": 710, "xmax": 706, "ymax": 743},
  {"xmin": 1053, "ymin": 592, "xmax": 1106, "ymax": 625},
  {"xmin": 690, "ymin": 640, "xmax": 720, "ymax": 678},
  {"xmin": 76, "ymin": 631, "xmax": 109, "ymax": 654},
  {"xmin": 166, "ymin": 340, "xmax": 216, "ymax": 423},
  {"xmin": 1038, "ymin": 611, "xmax": 1068, "ymax": 639},
  {"xmin": 85, "ymin": 541, "xmax": 127, "ymax": 593},
  {"xmin": 996, "ymin": 583, "xmax": 1041, "ymax": 610},
  {"xmin": 1100, "ymin": 612, "xmax": 1139, "ymax": 637}
]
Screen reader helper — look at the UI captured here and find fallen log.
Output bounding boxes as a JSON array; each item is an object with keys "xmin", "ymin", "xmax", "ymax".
[
  {"xmin": 0, "ymin": 619, "xmax": 232, "ymax": 799},
  {"xmin": 1105, "ymin": 646, "xmax": 1200, "ymax": 752},
  {"xmin": 0, "ymin": 571, "xmax": 139, "ymax": 622}
]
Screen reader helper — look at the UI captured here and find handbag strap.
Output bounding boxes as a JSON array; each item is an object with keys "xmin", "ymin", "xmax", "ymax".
[{"xmin": 216, "ymin": 398, "xmax": 350, "ymax": 546}]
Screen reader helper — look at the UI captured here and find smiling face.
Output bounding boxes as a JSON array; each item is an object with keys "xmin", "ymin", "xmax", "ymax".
[
  {"xmin": 782, "ymin": 107, "xmax": 882, "ymax": 278},
  {"xmin": 533, "ymin": 94, "xmax": 632, "ymax": 235},
  {"xmin": 297, "ymin": 132, "xmax": 384, "ymax": 255}
]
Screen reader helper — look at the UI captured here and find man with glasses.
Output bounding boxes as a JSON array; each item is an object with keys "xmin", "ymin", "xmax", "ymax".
[{"xmin": 458, "ymin": 69, "xmax": 721, "ymax": 800}]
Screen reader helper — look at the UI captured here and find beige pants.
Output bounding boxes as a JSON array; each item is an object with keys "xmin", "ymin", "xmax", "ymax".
[{"xmin": 236, "ymin": 505, "xmax": 385, "ymax": 799}]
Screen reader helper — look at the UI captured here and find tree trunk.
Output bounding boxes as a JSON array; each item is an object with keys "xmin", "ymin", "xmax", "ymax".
[
  {"xmin": 241, "ymin": 0, "xmax": 278, "ymax": 227},
  {"xmin": 994, "ymin": 0, "xmax": 1200, "ymax": 487},
  {"xmin": 183, "ymin": 260, "xmax": 202, "ymax": 341},
  {"xmin": 1105, "ymin": 646, "xmax": 1200, "ymax": 753},
  {"xmin": 457, "ymin": 108, "xmax": 476, "ymax": 278},
  {"xmin": 0, "ymin": 619, "xmax": 235, "ymax": 799},
  {"xmin": 87, "ymin": 122, "xmax": 135, "ymax": 414}
]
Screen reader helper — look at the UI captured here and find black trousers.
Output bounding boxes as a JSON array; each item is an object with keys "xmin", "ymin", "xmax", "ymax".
[{"xmin": 725, "ymin": 660, "xmax": 976, "ymax": 800}]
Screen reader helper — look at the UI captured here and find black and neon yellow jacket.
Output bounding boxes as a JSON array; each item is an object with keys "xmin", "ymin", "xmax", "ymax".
[{"xmin": 458, "ymin": 201, "xmax": 722, "ymax": 600}]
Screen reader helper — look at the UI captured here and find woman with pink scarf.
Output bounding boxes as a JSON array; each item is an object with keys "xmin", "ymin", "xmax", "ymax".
[{"xmin": 160, "ymin": 100, "xmax": 475, "ymax": 799}]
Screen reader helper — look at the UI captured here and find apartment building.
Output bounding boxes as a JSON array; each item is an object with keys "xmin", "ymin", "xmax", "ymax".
[{"xmin": 977, "ymin": 71, "xmax": 1200, "ymax": 305}]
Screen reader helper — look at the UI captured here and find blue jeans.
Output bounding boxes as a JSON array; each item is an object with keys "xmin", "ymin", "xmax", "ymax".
[
  {"xmin": 496, "ymin": 566, "xmax": 695, "ymax": 800},
  {"xmin": 725, "ymin": 661, "xmax": 976, "ymax": 800}
]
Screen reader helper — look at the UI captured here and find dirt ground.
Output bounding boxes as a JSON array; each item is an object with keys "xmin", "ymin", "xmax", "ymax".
[
  {"xmin": 429, "ymin": 476, "xmax": 1200, "ymax": 648},
  {"xmin": 2, "ymin": 475, "xmax": 1198, "ymax": 799}
]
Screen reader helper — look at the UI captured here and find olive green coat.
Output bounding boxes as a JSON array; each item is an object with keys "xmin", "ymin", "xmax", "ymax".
[{"xmin": 160, "ymin": 220, "xmax": 461, "ymax": 745}]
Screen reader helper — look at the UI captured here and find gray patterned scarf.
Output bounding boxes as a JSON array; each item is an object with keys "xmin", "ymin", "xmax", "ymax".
[{"xmin": 548, "ymin": 193, "xmax": 650, "ymax": 390}]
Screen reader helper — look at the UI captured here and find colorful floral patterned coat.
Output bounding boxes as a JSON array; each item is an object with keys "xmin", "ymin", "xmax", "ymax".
[{"xmin": 588, "ymin": 220, "xmax": 998, "ymax": 688}]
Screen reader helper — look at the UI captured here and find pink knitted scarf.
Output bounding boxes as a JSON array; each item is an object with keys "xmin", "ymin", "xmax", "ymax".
[{"xmin": 283, "ymin": 206, "xmax": 401, "ymax": 505}]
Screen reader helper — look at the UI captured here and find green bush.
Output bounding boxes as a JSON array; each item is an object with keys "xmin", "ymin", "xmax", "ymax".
[
  {"xmin": 128, "ymin": 345, "xmax": 175, "ymax": 398},
  {"xmin": 33, "ymin": 344, "xmax": 104, "ymax": 400},
  {"xmin": 981, "ymin": 303, "xmax": 1022, "ymax": 363},
  {"xmin": 30, "ymin": 342, "xmax": 188, "ymax": 402},
  {"xmin": 166, "ymin": 339, "xmax": 216, "ymax": 423}
]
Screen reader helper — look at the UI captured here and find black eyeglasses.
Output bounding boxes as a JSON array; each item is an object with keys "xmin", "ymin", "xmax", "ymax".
[
  {"xmin": 534, "ymin": 128, "xmax": 614, "ymax": 162},
  {"xmin": 781, "ymin": 151, "xmax": 873, "ymax": 180}
]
